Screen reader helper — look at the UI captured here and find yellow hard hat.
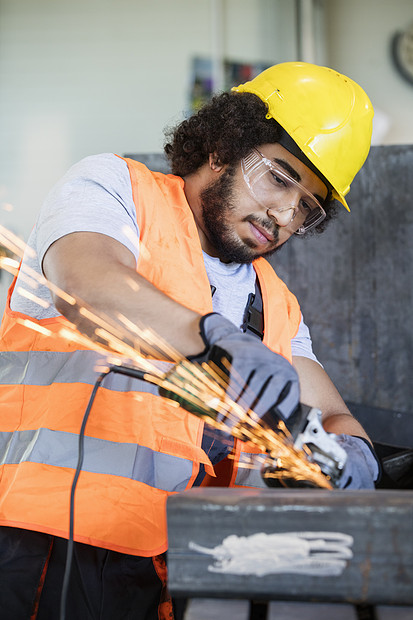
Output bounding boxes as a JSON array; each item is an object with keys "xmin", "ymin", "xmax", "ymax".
[{"xmin": 232, "ymin": 62, "xmax": 374, "ymax": 211}]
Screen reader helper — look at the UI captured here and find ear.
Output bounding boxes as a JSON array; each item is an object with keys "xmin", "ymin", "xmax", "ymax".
[{"xmin": 208, "ymin": 153, "xmax": 224, "ymax": 172}]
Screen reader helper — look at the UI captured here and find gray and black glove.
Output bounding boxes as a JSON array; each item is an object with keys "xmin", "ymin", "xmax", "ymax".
[
  {"xmin": 159, "ymin": 313, "xmax": 300, "ymax": 465},
  {"xmin": 335, "ymin": 435, "xmax": 381, "ymax": 489},
  {"xmin": 189, "ymin": 313, "xmax": 300, "ymax": 430}
]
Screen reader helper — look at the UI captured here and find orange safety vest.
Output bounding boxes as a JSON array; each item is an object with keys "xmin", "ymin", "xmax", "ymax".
[{"xmin": 0, "ymin": 158, "xmax": 301, "ymax": 556}]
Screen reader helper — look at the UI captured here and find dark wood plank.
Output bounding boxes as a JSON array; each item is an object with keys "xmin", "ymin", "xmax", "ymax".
[
  {"xmin": 375, "ymin": 606, "xmax": 413, "ymax": 620},
  {"xmin": 268, "ymin": 601, "xmax": 358, "ymax": 620},
  {"xmin": 183, "ymin": 599, "xmax": 360, "ymax": 620},
  {"xmin": 167, "ymin": 488, "xmax": 413, "ymax": 604}
]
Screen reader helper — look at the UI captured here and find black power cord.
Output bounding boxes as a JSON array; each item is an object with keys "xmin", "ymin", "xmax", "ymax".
[{"xmin": 59, "ymin": 364, "xmax": 148, "ymax": 620}]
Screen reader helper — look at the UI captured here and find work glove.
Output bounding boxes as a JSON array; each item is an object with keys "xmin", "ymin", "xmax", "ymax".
[
  {"xmin": 335, "ymin": 435, "xmax": 381, "ymax": 489},
  {"xmin": 160, "ymin": 313, "xmax": 300, "ymax": 468},
  {"xmin": 189, "ymin": 312, "xmax": 300, "ymax": 431}
]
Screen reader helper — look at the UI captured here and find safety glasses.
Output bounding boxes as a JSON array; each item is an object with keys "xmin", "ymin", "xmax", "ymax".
[{"xmin": 241, "ymin": 149, "xmax": 326, "ymax": 235}]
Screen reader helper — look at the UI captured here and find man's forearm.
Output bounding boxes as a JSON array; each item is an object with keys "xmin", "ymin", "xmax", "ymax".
[
  {"xmin": 293, "ymin": 355, "xmax": 372, "ymax": 443},
  {"xmin": 321, "ymin": 411, "xmax": 371, "ymax": 441},
  {"xmin": 43, "ymin": 231, "xmax": 205, "ymax": 358}
]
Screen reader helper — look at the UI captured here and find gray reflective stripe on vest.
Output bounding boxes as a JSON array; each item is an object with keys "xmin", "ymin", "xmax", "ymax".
[
  {"xmin": 234, "ymin": 451, "xmax": 267, "ymax": 488},
  {"xmin": 0, "ymin": 429, "xmax": 193, "ymax": 492},
  {"xmin": 0, "ymin": 350, "xmax": 159, "ymax": 394}
]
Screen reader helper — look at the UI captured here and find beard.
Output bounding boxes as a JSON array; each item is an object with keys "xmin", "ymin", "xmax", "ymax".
[{"xmin": 200, "ymin": 164, "xmax": 282, "ymax": 264}]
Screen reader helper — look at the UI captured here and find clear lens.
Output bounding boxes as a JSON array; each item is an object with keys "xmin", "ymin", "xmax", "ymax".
[{"xmin": 242, "ymin": 150, "xmax": 326, "ymax": 234}]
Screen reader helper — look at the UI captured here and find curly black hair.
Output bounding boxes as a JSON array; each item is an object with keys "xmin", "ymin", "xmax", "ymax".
[
  {"xmin": 164, "ymin": 91, "xmax": 338, "ymax": 233},
  {"xmin": 164, "ymin": 92, "xmax": 279, "ymax": 175}
]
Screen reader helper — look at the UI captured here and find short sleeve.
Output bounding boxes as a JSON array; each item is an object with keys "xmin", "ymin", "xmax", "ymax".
[
  {"xmin": 36, "ymin": 153, "xmax": 139, "ymax": 266},
  {"xmin": 291, "ymin": 313, "xmax": 322, "ymax": 366},
  {"xmin": 10, "ymin": 153, "xmax": 140, "ymax": 319}
]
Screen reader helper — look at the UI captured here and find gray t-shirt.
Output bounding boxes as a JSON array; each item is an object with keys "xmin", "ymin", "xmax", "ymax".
[{"xmin": 10, "ymin": 153, "xmax": 319, "ymax": 362}]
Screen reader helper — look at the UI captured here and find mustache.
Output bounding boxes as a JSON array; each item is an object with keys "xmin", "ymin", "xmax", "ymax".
[{"xmin": 245, "ymin": 215, "xmax": 279, "ymax": 241}]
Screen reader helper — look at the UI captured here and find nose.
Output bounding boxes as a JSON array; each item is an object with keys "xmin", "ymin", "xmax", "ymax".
[
  {"xmin": 267, "ymin": 187, "xmax": 301, "ymax": 227},
  {"xmin": 267, "ymin": 204, "xmax": 297, "ymax": 228}
]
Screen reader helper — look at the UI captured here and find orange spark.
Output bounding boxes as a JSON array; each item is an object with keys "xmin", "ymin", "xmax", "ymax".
[
  {"xmin": 16, "ymin": 287, "xmax": 50, "ymax": 309},
  {"xmin": 15, "ymin": 318, "xmax": 52, "ymax": 337},
  {"xmin": 124, "ymin": 276, "xmax": 140, "ymax": 292},
  {"xmin": 0, "ymin": 225, "xmax": 35, "ymax": 259}
]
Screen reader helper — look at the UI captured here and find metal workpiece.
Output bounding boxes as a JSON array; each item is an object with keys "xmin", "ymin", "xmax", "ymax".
[
  {"xmin": 262, "ymin": 406, "xmax": 348, "ymax": 488},
  {"xmin": 293, "ymin": 408, "xmax": 347, "ymax": 479},
  {"xmin": 167, "ymin": 487, "xmax": 413, "ymax": 605}
]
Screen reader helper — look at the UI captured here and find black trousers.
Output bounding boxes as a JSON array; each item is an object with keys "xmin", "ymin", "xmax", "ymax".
[{"xmin": 0, "ymin": 526, "xmax": 181, "ymax": 620}]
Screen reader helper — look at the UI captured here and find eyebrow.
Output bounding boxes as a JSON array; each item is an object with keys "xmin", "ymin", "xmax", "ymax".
[
  {"xmin": 272, "ymin": 157, "xmax": 326, "ymax": 204},
  {"xmin": 273, "ymin": 158, "xmax": 301, "ymax": 182}
]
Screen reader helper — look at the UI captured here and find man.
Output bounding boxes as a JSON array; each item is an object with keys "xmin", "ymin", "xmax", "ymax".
[{"xmin": 0, "ymin": 62, "xmax": 379, "ymax": 618}]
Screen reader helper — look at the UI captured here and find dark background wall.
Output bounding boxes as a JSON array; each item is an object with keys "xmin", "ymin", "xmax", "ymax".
[
  {"xmin": 129, "ymin": 145, "xmax": 413, "ymax": 435},
  {"xmin": 270, "ymin": 145, "xmax": 413, "ymax": 417}
]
